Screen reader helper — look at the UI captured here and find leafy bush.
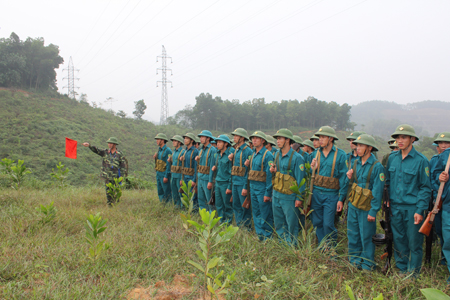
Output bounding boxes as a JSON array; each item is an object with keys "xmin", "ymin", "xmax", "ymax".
[
  {"xmin": 85, "ymin": 213, "xmax": 111, "ymax": 261},
  {"xmin": 35, "ymin": 201, "xmax": 57, "ymax": 224},
  {"xmin": 49, "ymin": 162, "xmax": 69, "ymax": 187}
]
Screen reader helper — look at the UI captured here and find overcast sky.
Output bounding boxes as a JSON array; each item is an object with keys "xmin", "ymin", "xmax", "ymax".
[{"xmin": 2, "ymin": 0, "xmax": 449, "ymax": 123}]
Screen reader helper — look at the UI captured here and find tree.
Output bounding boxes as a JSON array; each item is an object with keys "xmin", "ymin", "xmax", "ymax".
[
  {"xmin": 133, "ymin": 99, "xmax": 147, "ymax": 120},
  {"xmin": 116, "ymin": 110, "xmax": 127, "ymax": 118}
]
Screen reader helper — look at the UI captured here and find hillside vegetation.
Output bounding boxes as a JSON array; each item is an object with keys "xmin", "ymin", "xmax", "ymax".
[{"xmin": 0, "ymin": 89, "xmax": 185, "ymax": 185}]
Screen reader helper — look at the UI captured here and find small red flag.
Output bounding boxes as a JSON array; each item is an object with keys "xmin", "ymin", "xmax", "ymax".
[{"xmin": 65, "ymin": 137, "xmax": 78, "ymax": 159}]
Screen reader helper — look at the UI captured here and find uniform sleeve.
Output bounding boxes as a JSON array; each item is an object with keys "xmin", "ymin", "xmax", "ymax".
[
  {"xmin": 209, "ymin": 153, "xmax": 217, "ymax": 184},
  {"xmin": 242, "ymin": 148, "xmax": 253, "ymax": 185},
  {"xmin": 264, "ymin": 151, "xmax": 274, "ymax": 197},
  {"xmin": 293, "ymin": 154, "xmax": 306, "ymax": 196},
  {"xmin": 89, "ymin": 145, "xmax": 106, "ymax": 157},
  {"xmin": 119, "ymin": 153, "xmax": 127, "ymax": 177},
  {"xmin": 416, "ymin": 158, "xmax": 432, "ymax": 215},
  {"xmin": 369, "ymin": 164, "xmax": 384, "ymax": 218},
  {"xmin": 337, "ymin": 152, "xmax": 349, "ymax": 203},
  {"xmin": 164, "ymin": 148, "xmax": 172, "ymax": 178},
  {"xmin": 385, "ymin": 153, "xmax": 394, "ymax": 188}
]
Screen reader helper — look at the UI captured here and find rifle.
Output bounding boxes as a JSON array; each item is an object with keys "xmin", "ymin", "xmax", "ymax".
[
  {"xmin": 425, "ymin": 190, "xmax": 434, "ymax": 264},
  {"xmin": 419, "ymin": 152, "xmax": 450, "ymax": 236},
  {"xmin": 242, "ymin": 179, "xmax": 251, "ymax": 209},
  {"xmin": 208, "ymin": 155, "xmax": 219, "ymax": 206},
  {"xmin": 372, "ymin": 184, "xmax": 393, "ymax": 274},
  {"xmin": 304, "ymin": 150, "xmax": 320, "ymax": 215}
]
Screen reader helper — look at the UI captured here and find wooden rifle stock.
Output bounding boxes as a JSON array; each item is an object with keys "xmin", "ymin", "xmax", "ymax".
[
  {"xmin": 419, "ymin": 152, "xmax": 450, "ymax": 236},
  {"xmin": 304, "ymin": 150, "xmax": 320, "ymax": 215}
]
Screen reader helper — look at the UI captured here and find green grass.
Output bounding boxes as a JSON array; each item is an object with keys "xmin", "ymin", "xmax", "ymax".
[{"xmin": 1, "ymin": 187, "xmax": 449, "ymax": 299}]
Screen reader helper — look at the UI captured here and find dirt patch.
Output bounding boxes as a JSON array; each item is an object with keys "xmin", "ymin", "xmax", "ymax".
[{"xmin": 127, "ymin": 274, "xmax": 226, "ymax": 300}]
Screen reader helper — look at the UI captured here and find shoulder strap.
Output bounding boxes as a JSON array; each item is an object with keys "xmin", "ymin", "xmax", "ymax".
[
  {"xmin": 260, "ymin": 150, "xmax": 268, "ymax": 172},
  {"xmin": 316, "ymin": 150, "xmax": 321, "ymax": 173},
  {"xmin": 239, "ymin": 145, "xmax": 248, "ymax": 167},
  {"xmin": 352, "ymin": 160, "xmax": 358, "ymax": 184},
  {"xmin": 249, "ymin": 152, "xmax": 255, "ymax": 171},
  {"xmin": 275, "ymin": 152, "xmax": 280, "ymax": 170},
  {"xmin": 204, "ymin": 147, "xmax": 211, "ymax": 166},
  {"xmin": 330, "ymin": 147, "xmax": 339, "ymax": 178},
  {"xmin": 287, "ymin": 150, "xmax": 294, "ymax": 171},
  {"xmin": 365, "ymin": 161, "xmax": 379, "ymax": 189}
]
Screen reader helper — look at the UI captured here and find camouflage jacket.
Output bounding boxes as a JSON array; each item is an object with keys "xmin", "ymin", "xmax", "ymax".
[{"xmin": 89, "ymin": 145, "xmax": 127, "ymax": 182}]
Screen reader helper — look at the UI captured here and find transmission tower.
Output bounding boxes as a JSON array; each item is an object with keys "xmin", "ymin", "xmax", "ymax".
[
  {"xmin": 104, "ymin": 97, "xmax": 118, "ymax": 112},
  {"xmin": 62, "ymin": 56, "xmax": 80, "ymax": 100},
  {"xmin": 157, "ymin": 45, "xmax": 172, "ymax": 125}
]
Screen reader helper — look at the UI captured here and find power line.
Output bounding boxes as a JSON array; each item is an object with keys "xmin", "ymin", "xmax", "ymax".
[{"xmin": 62, "ymin": 57, "xmax": 80, "ymax": 100}]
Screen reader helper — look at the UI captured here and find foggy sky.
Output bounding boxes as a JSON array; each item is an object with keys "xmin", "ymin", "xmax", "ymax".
[{"xmin": 2, "ymin": 0, "xmax": 449, "ymax": 123}]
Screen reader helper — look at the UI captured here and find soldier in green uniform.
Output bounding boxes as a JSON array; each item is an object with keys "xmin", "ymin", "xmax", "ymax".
[
  {"xmin": 208, "ymin": 134, "xmax": 234, "ymax": 223},
  {"xmin": 302, "ymin": 140, "xmax": 315, "ymax": 156},
  {"xmin": 245, "ymin": 131, "xmax": 274, "ymax": 240},
  {"xmin": 292, "ymin": 135, "xmax": 307, "ymax": 159},
  {"xmin": 82, "ymin": 137, "xmax": 127, "ymax": 206},
  {"xmin": 230, "ymin": 128, "xmax": 254, "ymax": 230},
  {"xmin": 431, "ymin": 133, "xmax": 450, "ymax": 266},
  {"xmin": 211, "ymin": 139, "xmax": 217, "ymax": 149},
  {"xmin": 265, "ymin": 135, "xmax": 278, "ymax": 156},
  {"xmin": 311, "ymin": 135, "xmax": 320, "ymax": 150},
  {"xmin": 309, "ymin": 126, "xmax": 348, "ymax": 246},
  {"xmin": 345, "ymin": 134, "xmax": 384, "ymax": 270},
  {"xmin": 194, "ymin": 137, "xmax": 201, "ymax": 149},
  {"xmin": 381, "ymin": 138, "xmax": 396, "ymax": 168},
  {"xmin": 195, "ymin": 130, "xmax": 217, "ymax": 210},
  {"xmin": 180, "ymin": 133, "xmax": 199, "ymax": 210},
  {"xmin": 154, "ymin": 133, "xmax": 172, "ymax": 203},
  {"xmin": 270, "ymin": 129, "xmax": 306, "ymax": 245},
  {"xmin": 386, "ymin": 124, "xmax": 431, "ymax": 275},
  {"xmin": 169, "ymin": 135, "xmax": 185, "ymax": 208}
]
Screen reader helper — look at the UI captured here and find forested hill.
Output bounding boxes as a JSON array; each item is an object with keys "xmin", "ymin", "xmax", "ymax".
[
  {"xmin": 350, "ymin": 100, "xmax": 450, "ymax": 139},
  {"xmin": 0, "ymin": 89, "xmax": 185, "ymax": 185}
]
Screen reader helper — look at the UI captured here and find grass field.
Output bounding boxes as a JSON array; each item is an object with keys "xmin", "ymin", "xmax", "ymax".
[{"xmin": 1, "ymin": 187, "xmax": 449, "ymax": 299}]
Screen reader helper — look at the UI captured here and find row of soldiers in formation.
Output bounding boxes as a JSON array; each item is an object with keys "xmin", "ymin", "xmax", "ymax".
[{"xmin": 84, "ymin": 125, "xmax": 450, "ymax": 282}]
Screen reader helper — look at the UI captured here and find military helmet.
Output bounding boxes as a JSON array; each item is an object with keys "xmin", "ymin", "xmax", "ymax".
[
  {"xmin": 211, "ymin": 139, "xmax": 216, "ymax": 144},
  {"xmin": 434, "ymin": 132, "xmax": 450, "ymax": 144},
  {"xmin": 303, "ymin": 140, "xmax": 315, "ymax": 149},
  {"xmin": 183, "ymin": 132, "xmax": 197, "ymax": 142},
  {"xmin": 198, "ymin": 130, "xmax": 215, "ymax": 140},
  {"xmin": 346, "ymin": 131, "xmax": 365, "ymax": 141},
  {"xmin": 249, "ymin": 131, "xmax": 268, "ymax": 143},
  {"xmin": 432, "ymin": 143, "xmax": 438, "ymax": 147},
  {"xmin": 265, "ymin": 135, "xmax": 277, "ymax": 146},
  {"xmin": 106, "ymin": 137, "xmax": 119, "ymax": 145},
  {"xmin": 310, "ymin": 135, "xmax": 319, "ymax": 141},
  {"xmin": 315, "ymin": 126, "xmax": 339, "ymax": 140},
  {"xmin": 293, "ymin": 135, "xmax": 304, "ymax": 145},
  {"xmin": 231, "ymin": 128, "xmax": 249, "ymax": 140},
  {"xmin": 273, "ymin": 128, "xmax": 295, "ymax": 144},
  {"xmin": 352, "ymin": 134, "xmax": 379, "ymax": 152},
  {"xmin": 170, "ymin": 135, "xmax": 184, "ymax": 145},
  {"xmin": 389, "ymin": 141, "xmax": 398, "ymax": 149},
  {"xmin": 154, "ymin": 133, "xmax": 168, "ymax": 141},
  {"xmin": 391, "ymin": 124, "xmax": 419, "ymax": 141},
  {"xmin": 387, "ymin": 137, "xmax": 395, "ymax": 145},
  {"xmin": 194, "ymin": 136, "xmax": 201, "ymax": 144},
  {"xmin": 215, "ymin": 134, "xmax": 232, "ymax": 145}
]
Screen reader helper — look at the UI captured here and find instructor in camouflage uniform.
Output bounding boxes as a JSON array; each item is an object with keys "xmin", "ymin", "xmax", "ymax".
[{"xmin": 82, "ymin": 137, "xmax": 127, "ymax": 206}]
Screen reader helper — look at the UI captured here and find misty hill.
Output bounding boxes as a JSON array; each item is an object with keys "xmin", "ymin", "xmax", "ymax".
[
  {"xmin": 0, "ymin": 89, "xmax": 185, "ymax": 186},
  {"xmin": 350, "ymin": 100, "xmax": 450, "ymax": 138}
]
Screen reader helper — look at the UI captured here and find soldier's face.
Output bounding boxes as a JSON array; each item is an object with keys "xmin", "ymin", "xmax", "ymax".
[
  {"xmin": 439, "ymin": 142, "xmax": 450, "ymax": 152},
  {"xmin": 184, "ymin": 137, "xmax": 192, "ymax": 146},
  {"xmin": 356, "ymin": 144, "xmax": 371, "ymax": 157},
  {"xmin": 252, "ymin": 137, "xmax": 263, "ymax": 148},
  {"xmin": 265, "ymin": 143, "xmax": 272, "ymax": 150},
  {"xmin": 200, "ymin": 136, "xmax": 207, "ymax": 144},
  {"xmin": 233, "ymin": 135, "xmax": 240, "ymax": 144},
  {"xmin": 108, "ymin": 143, "xmax": 114, "ymax": 149},
  {"xmin": 217, "ymin": 141, "xmax": 225, "ymax": 150},
  {"xmin": 318, "ymin": 135, "xmax": 332, "ymax": 147},
  {"xmin": 396, "ymin": 135, "xmax": 414, "ymax": 150},
  {"xmin": 172, "ymin": 140, "xmax": 178, "ymax": 148},
  {"xmin": 349, "ymin": 140, "xmax": 357, "ymax": 150},
  {"xmin": 276, "ymin": 137, "xmax": 287, "ymax": 148},
  {"xmin": 313, "ymin": 139, "xmax": 320, "ymax": 148},
  {"xmin": 156, "ymin": 139, "xmax": 162, "ymax": 147}
]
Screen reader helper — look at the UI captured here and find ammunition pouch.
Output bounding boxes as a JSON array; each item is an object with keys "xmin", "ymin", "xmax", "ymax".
[
  {"xmin": 314, "ymin": 174, "xmax": 340, "ymax": 190},
  {"xmin": 182, "ymin": 167, "xmax": 195, "ymax": 176},
  {"xmin": 272, "ymin": 172, "xmax": 295, "ymax": 195},
  {"xmin": 198, "ymin": 165, "xmax": 210, "ymax": 174},
  {"xmin": 171, "ymin": 165, "xmax": 183, "ymax": 174},
  {"xmin": 347, "ymin": 182, "xmax": 373, "ymax": 211},
  {"xmin": 155, "ymin": 159, "xmax": 167, "ymax": 172},
  {"xmin": 231, "ymin": 166, "xmax": 246, "ymax": 177},
  {"xmin": 248, "ymin": 170, "xmax": 266, "ymax": 182}
]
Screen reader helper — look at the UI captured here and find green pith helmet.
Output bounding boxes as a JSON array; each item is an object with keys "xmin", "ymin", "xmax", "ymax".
[
  {"xmin": 231, "ymin": 128, "xmax": 249, "ymax": 140},
  {"xmin": 292, "ymin": 135, "xmax": 304, "ymax": 145},
  {"xmin": 106, "ymin": 137, "xmax": 119, "ymax": 145},
  {"xmin": 183, "ymin": 132, "xmax": 197, "ymax": 142},
  {"xmin": 434, "ymin": 132, "xmax": 450, "ymax": 143},
  {"xmin": 194, "ymin": 136, "xmax": 201, "ymax": 144},
  {"xmin": 390, "ymin": 141, "xmax": 398, "ymax": 149},
  {"xmin": 265, "ymin": 135, "xmax": 277, "ymax": 146},
  {"xmin": 346, "ymin": 131, "xmax": 366, "ymax": 141},
  {"xmin": 352, "ymin": 134, "xmax": 379, "ymax": 152},
  {"xmin": 154, "ymin": 133, "xmax": 168, "ymax": 141},
  {"xmin": 303, "ymin": 140, "xmax": 315, "ymax": 149},
  {"xmin": 391, "ymin": 124, "xmax": 419, "ymax": 141},
  {"xmin": 315, "ymin": 126, "xmax": 339, "ymax": 141},
  {"xmin": 249, "ymin": 130, "xmax": 268, "ymax": 143},
  {"xmin": 432, "ymin": 143, "xmax": 438, "ymax": 147},
  {"xmin": 170, "ymin": 135, "xmax": 184, "ymax": 145},
  {"xmin": 215, "ymin": 134, "xmax": 232, "ymax": 145},
  {"xmin": 310, "ymin": 135, "xmax": 319, "ymax": 141},
  {"xmin": 198, "ymin": 130, "xmax": 215, "ymax": 140},
  {"xmin": 273, "ymin": 128, "xmax": 295, "ymax": 144},
  {"xmin": 387, "ymin": 137, "xmax": 395, "ymax": 145}
]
